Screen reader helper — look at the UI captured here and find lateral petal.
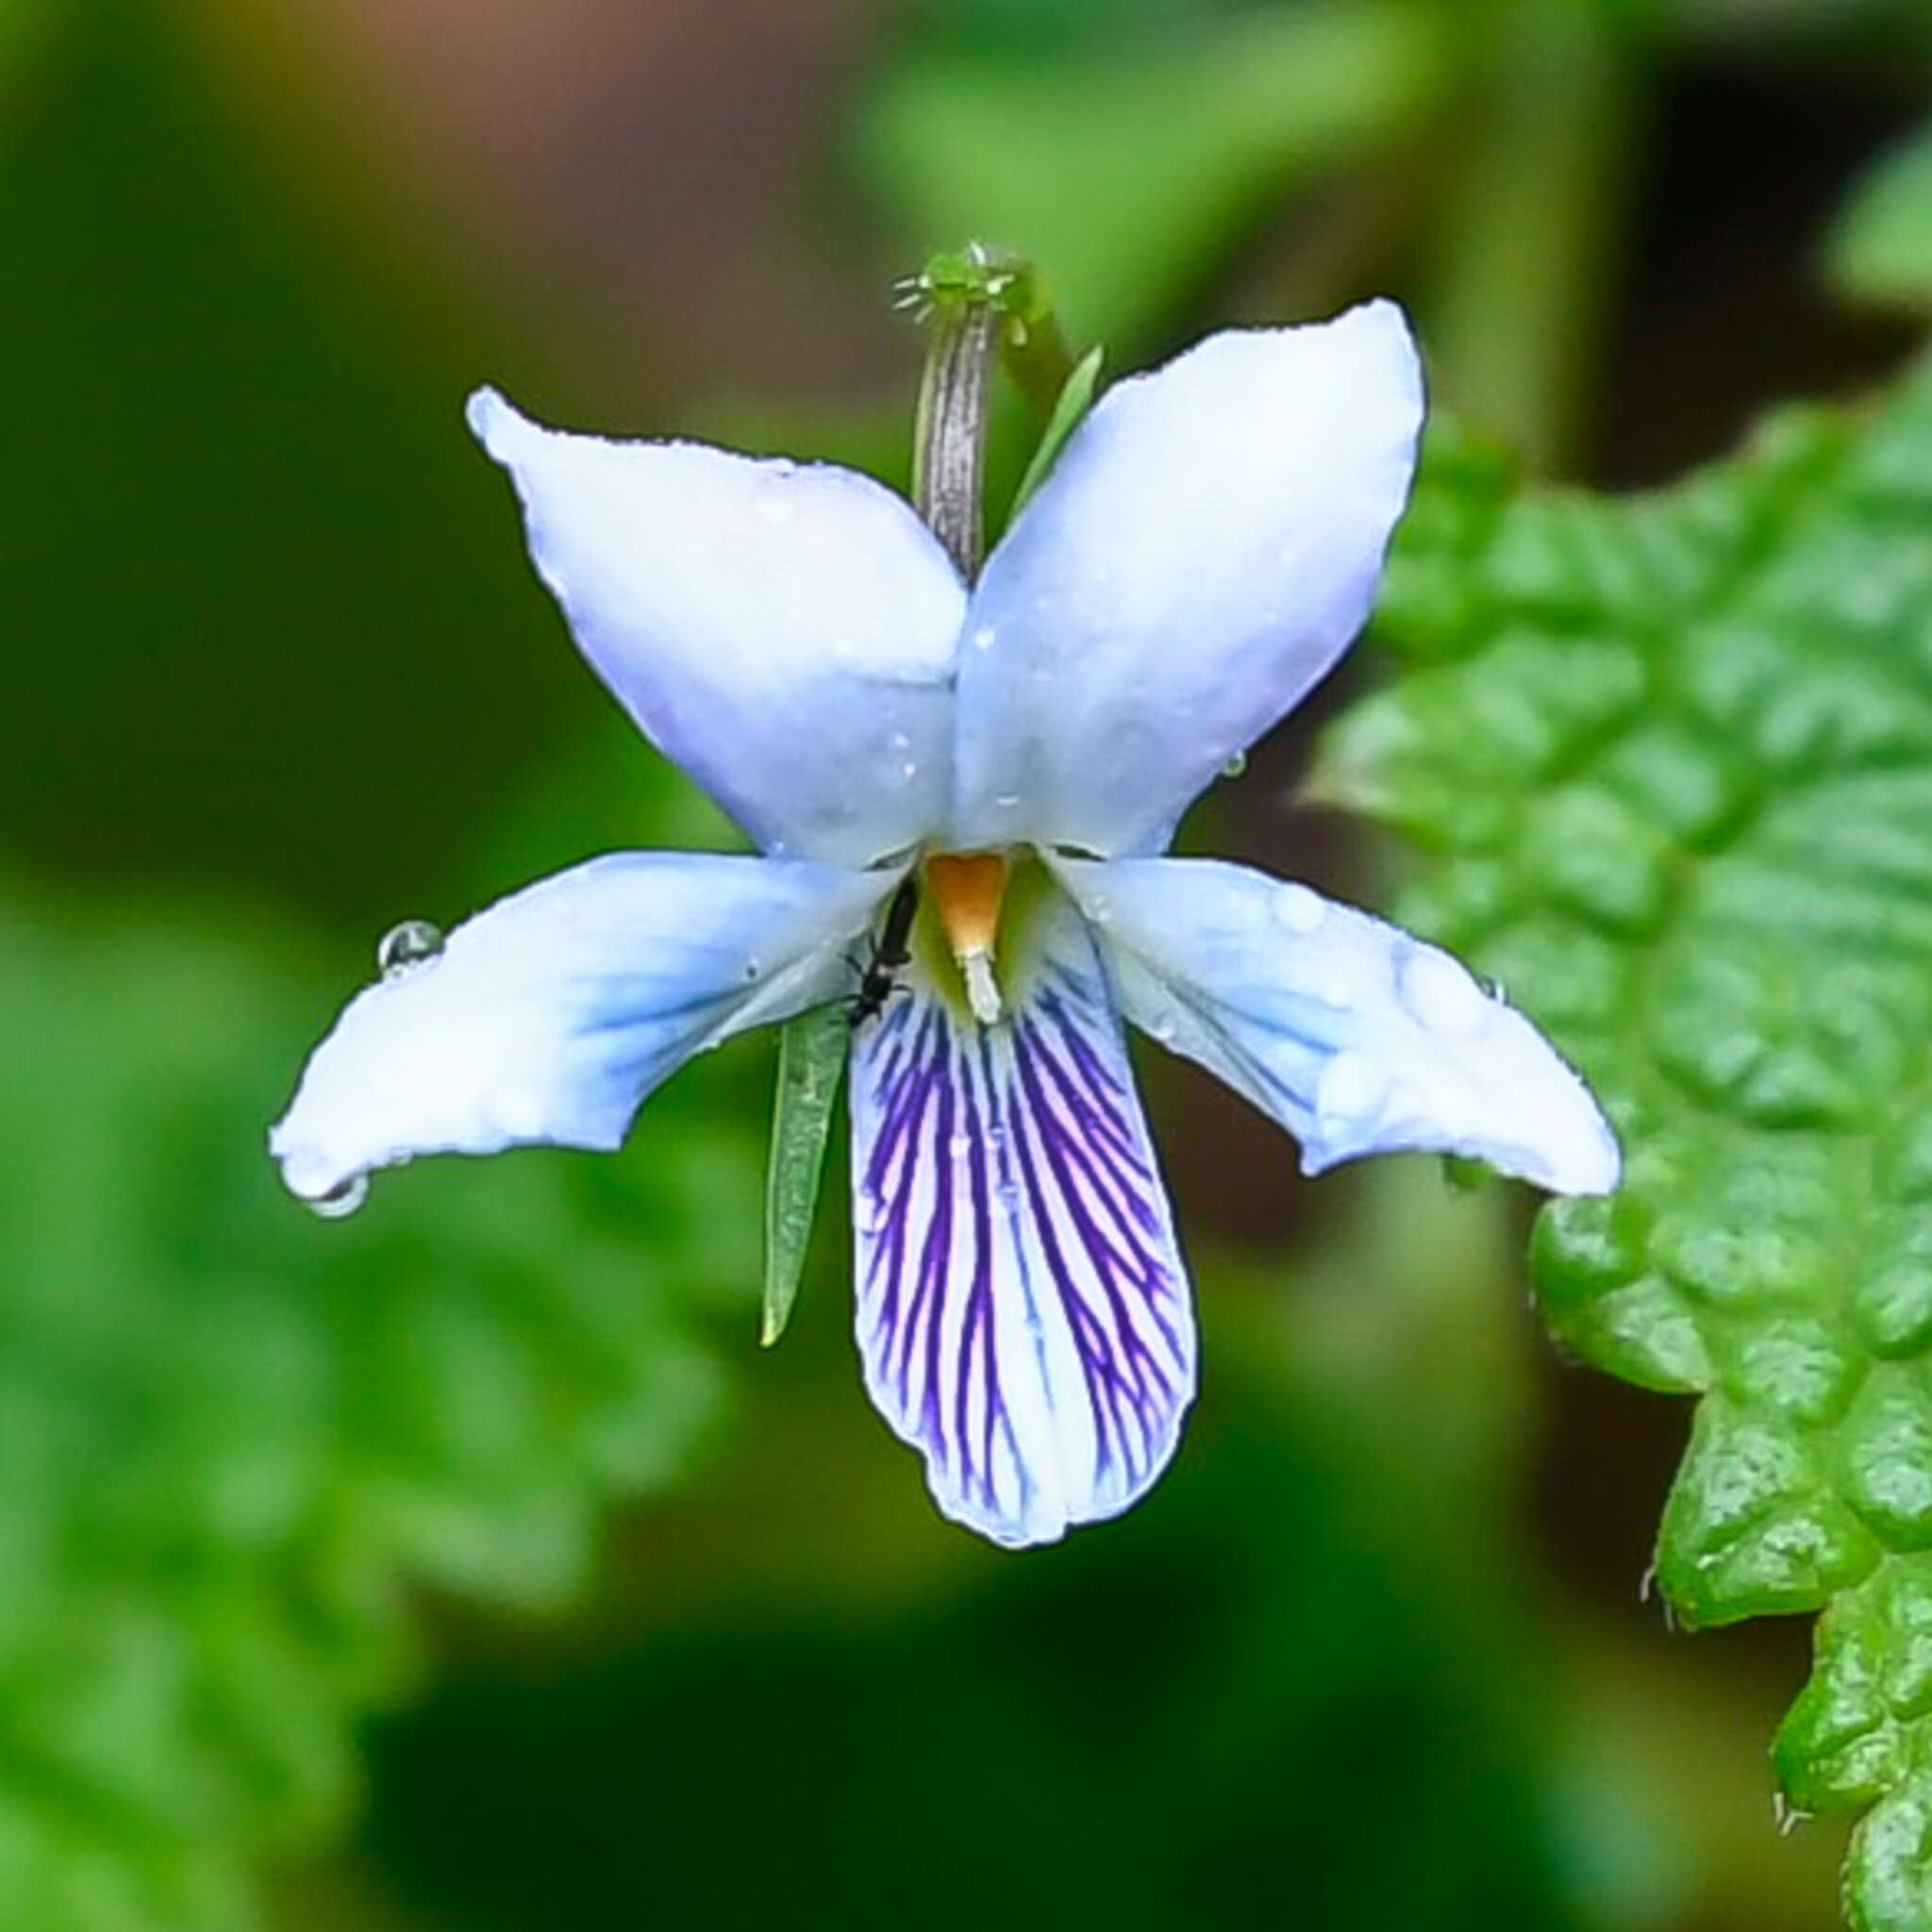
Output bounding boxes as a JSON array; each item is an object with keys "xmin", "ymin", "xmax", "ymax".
[
  {"xmin": 948, "ymin": 301, "xmax": 1423, "ymax": 857},
  {"xmin": 470, "ymin": 390, "xmax": 965, "ymax": 867},
  {"xmin": 271, "ymin": 853, "xmax": 887, "ymax": 1208},
  {"xmin": 848, "ymin": 895, "xmax": 1195, "ymax": 1546},
  {"xmin": 1057, "ymin": 856, "xmax": 1619, "ymax": 1194}
]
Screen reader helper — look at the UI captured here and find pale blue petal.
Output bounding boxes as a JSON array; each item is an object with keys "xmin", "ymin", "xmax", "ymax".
[
  {"xmin": 271, "ymin": 853, "xmax": 888, "ymax": 1208},
  {"xmin": 1057, "ymin": 857, "xmax": 1619, "ymax": 1194},
  {"xmin": 948, "ymin": 302, "xmax": 1423, "ymax": 857},
  {"xmin": 470, "ymin": 390, "xmax": 965, "ymax": 867},
  {"xmin": 848, "ymin": 891, "xmax": 1195, "ymax": 1546}
]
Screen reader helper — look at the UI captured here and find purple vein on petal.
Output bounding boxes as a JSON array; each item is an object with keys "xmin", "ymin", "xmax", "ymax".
[
  {"xmin": 848, "ymin": 904, "xmax": 1197, "ymax": 1546},
  {"xmin": 1008, "ymin": 981, "xmax": 1186, "ymax": 1489}
]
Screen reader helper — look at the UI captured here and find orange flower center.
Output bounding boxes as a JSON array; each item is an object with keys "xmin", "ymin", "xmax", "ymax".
[{"xmin": 924, "ymin": 851, "xmax": 1008, "ymax": 1023}]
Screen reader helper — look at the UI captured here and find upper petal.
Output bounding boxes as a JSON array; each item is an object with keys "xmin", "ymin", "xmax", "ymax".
[
  {"xmin": 470, "ymin": 390, "xmax": 966, "ymax": 867},
  {"xmin": 948, "ymin": 301, "xmax": 1423, "ymax": 857},
  {"xmin": 271, "ymin": 852, "xmax": 887, "ymax": 1208},
  {"xmin": 1057, "ymin": 856, "xmax": 1618, "ymax": 1194},
  {"xmin": 848, "ymin": 889, "xmax": 1195, "ymax": 1546}
]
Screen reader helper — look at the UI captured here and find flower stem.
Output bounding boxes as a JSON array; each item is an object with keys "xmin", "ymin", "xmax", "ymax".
[
  {"xmin": 911, "ymin": 287, "xmax": 999, "ymax": 580},
  {"xmin": 908, "ymin": 243, "xmax": 1075, "ymax": 579}
]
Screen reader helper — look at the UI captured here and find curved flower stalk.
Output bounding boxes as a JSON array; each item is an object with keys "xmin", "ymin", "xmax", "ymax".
[{"xmin": 271, "ymin": 299, "xmax": 1618, "ymax": 1547}]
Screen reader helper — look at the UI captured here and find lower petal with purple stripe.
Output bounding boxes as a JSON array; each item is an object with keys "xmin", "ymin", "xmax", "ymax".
[{"xmin": 848, "ymin": 902, "xmax": 1195, "ymax": 1546}]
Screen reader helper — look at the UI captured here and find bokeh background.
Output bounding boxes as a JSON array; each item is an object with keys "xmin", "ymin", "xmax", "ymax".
[{"xmin": 3, "ymin": 0, "xmax": 1929, "ymax": 1925}]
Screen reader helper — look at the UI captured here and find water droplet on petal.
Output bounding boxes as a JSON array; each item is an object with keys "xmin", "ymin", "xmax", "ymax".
[
  {"xmin": 1271, "ymin": 883, "xmax": 1325, "ymax": 935},
  {"xmin": 992, "ymin": 792, "xmax": 1021, "ymax": 811},
  {"xmin": 1221, "ymin": 749, "xmax": 1248, "ymax": 779},
  {"xmin": 1395, "ymin": 941, "xmax": 1490, "ymax": 1038},
  {"xmin": 971, "ymin": 625, "xmax": 997, "ymax": 652},
  {"xmin": 307, "ymin": 1174, "xmax": 368, "ymax": 1220},
  {"xmin": 742, "ymin": 957, "xmax": 762, "ymax": 982},
  {"xmin": 1315, "ymin": 1050, "xmax": 1389, "ymax": 1128},
  {"xmin": 948, "ymin": 1131, "xmax": 973, "ymax": 1161},
  {"xmin": 994, "ymin": 1176, "xmax": 1022, "ymax": 1211},
  {"xmin": 377, "ymin": 920, "xmax": 444, "ymax": 978},
  {"xmin": 1083, "ymin": 894, "xmax": 1113, "ymax": 927},
  {"xmin": 1314, "ymin": 974, "xmax": 1355, "ymax": 1010},
  {"xmin": 854, "ymin": 1187, "xmax": 886, "ymax": 1234}
]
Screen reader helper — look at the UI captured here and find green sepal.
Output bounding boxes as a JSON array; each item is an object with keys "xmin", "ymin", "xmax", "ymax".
[
  {"xmin": 1008, "ymin": 343, "xmax": 1106, "ymax": 521},
  {"xmin": 761, "ymin": 1001, "xmax": 848, "ymax": 1347}
]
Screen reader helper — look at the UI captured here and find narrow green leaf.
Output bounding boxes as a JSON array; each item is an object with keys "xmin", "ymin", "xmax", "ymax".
[
  {"xmin": 1007, "ymin": 343, "xmax": 1105, "ymax": 522},
  {"xmin": 1320, "ymin": 354, "xmax": 1932, "ymax": 1927},
  {"xmin": 762, "ymin": 1001, "xmax": 848, "ymax": 1347}
]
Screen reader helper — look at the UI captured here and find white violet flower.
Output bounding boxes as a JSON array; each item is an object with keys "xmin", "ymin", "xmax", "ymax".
[{"xmin": 270, "ymin": 299, "xmax": 1619, "ymax": 1547}]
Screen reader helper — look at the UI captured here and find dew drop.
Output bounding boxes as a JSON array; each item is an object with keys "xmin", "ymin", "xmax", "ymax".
[
  {"xmin": 1315, "ymin": 1050, "xmax": 1390, "ymax": 1127},
  {"xmin": 1221, "ymin": 749, "xmax": 1248, "ymax": 779},
  {"xmin": 1395, "ymin": 941, "xmax": 1490, "ymax": 1037},
  {"xmin": 994, "ymin": 1177, "xmax": 1022, "ymax": 1211},
  {"xmin": 948, "ymin": 1131, "xmax": 974, "ymax": 1161},
  {"xmin": 1314, "ymin": 974, "xmax": 1355, "ymax": 1011},
  {"xmin": 306, "ymin": 1174, "xmax": 368, "ymax": 1220},
  {"xmin": 377, "ymin": 919, "xmax": 444, "ymax": 979},
  {"xmin": 854, "ymin": 1186, "xmax": 886, "ymax": 1234},
  {"xmin": 742, "ymin": 956, "xmax": 762, "ymax": 982},
  {"xmin": 971, "ymin": 625, "xmax": 997, "ymax": 652},
  {"xmin": 992, "ymin": 791, "xmax": 1021, "ymax": 811},
  {"xmin": 1271, "ymin": 883, "xmax": 1325, "ymax": 935}
]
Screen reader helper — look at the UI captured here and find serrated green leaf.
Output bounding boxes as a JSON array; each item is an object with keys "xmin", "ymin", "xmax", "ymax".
[
  {"xmin": 762, "ymin": 1002, "xmax": 847, "ymax": 1347},
  {"xmin": 1827, "ymin": 117, "xmax": 1932, "ymax": 309},
  {"xmin": 1318, "ymin": 354, "xmax": 1932, "ymax": 1927},
  {"xmin": 1007, "ymin": 342, "xmax": 1104, "ymax": 523}
]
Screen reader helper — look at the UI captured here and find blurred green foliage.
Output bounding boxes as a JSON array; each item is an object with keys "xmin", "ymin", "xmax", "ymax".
[
  {"xmin": 858, "ymin": 0, "xmax": 1451, "ymax": 351},
  {"xmin": 365, "ymin": 1337, "xmax": 1585, "ymax": 1932},
  {"xmin": 0, "ymin": 0, "xmax": 585, "ymax": 924},
  {"xmin": 1829, "ymin": 118, "xmax": 1932, "ymax": 309},
  {"xmin": 0, "ymin": 880, "xmax": 741, "ymax": 1929}
]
